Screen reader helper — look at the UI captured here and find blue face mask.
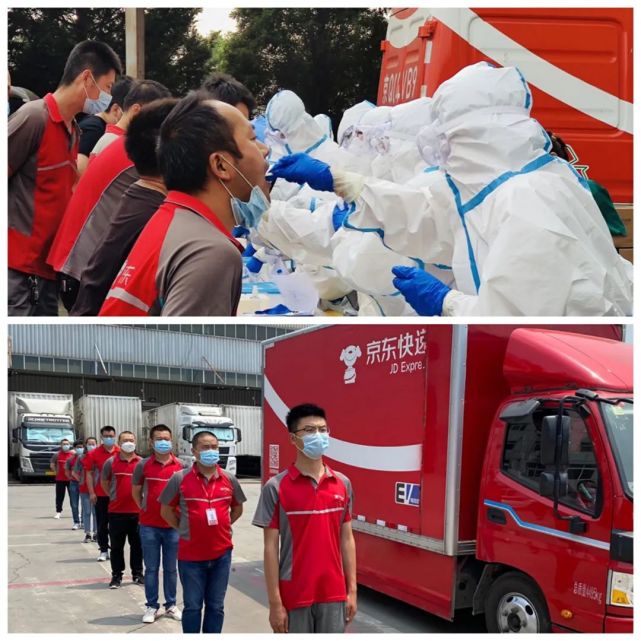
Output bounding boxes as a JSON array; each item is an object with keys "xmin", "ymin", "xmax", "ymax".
[
  {"xmin": 218, "ymin": 157, "xmax": 270, "ymax": 228},
  {"xmin": 86, "ymin": 444, "xmax": 96, "ymax": 452},
  {"xmin": 298, "ymin": 432, "xmax": 330, "ymax": 460},
  {"xmin": 153, "ymin": 439, "xmax": 172, "ymax": 454},
  {"xmin": 199, "ymin": 449, "xmax": 220, "ymax": 467},
  {"xmin": 83, "ymin": 73, "xmax": 112, "ymax": 116},
  {"xmin": 62, "ymin": 444, "xmax": 71, "ymax": 452},
  {"xmin": 75, "ymin": 447, "xmax": 84, "ymax": 455},
  {"xmin": 102, "ymin": 437, "xmax": 115, "ymax": 447}
]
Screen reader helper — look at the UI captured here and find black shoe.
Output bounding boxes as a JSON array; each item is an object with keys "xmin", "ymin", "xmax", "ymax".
[
  {"xmin": 109, "ymin": 576, "xmax": 122, "ymax": 589},
  {"xmin": 83, "ymin": 534, "xmax": 92, "ymax": 543},
  {"xmin": 132, "ymin": 575, "xmax": 144, "ymax": 585},
  {"xmin": 92, "ymin": 535, "xmax": 97, "ymax": 543}
]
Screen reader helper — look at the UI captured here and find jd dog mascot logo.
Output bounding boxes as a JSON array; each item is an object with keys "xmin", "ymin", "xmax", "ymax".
[{"xmin": 339, "ymin": 345, "xmax": 362, "ymax": 385}]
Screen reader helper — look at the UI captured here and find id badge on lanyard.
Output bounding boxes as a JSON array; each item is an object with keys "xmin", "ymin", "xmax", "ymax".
[{"xmin": 200, "ymin": 478, "xmax": 219, "ymax": 527}]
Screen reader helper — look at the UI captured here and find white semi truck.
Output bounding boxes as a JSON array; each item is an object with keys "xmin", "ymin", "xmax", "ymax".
[
  {"xmin": 75, "ymin": 395, "xmax": 144, "ymax": 443},
  {"xmin": 8, "ymin": 392, "xmax": 77, "ymax": 482},
  {"xmin": 142, "ymin": 403, "xmax": 241, "ymax": 474}
]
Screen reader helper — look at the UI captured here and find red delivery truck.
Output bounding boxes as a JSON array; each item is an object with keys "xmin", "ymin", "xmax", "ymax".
[
  {"xmin": 377, "ymin": 8, "xmax": 633, "ymax": 261},
  {"xmin": 261, "ymin": 325, "xmax": 633, "ymax": 633}
]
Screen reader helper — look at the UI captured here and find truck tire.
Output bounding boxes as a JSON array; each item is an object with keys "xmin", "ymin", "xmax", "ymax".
[{"xmin": 484, "ymin": 572, "xmax": 551, "ymax": 633}]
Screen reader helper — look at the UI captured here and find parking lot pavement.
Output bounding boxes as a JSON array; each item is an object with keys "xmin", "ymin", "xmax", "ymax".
[{"xmin": 8, "ymin": 479, "xmax": 485, "ymax": 633}]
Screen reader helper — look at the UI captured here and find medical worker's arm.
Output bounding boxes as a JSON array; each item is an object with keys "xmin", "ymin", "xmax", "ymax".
[
  {"xmin": 332, "ymin": 171, "xmax": 455, "ymax": 265},
  {"xmin": 256, "ymin": 200, "xmax": 337, "ymax": 266}
]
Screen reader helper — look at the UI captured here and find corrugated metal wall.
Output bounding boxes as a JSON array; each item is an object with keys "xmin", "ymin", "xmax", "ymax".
[
  {"xmin": 9, "ymin": 372, "xmax": 262, "ymax": 407},
  {"xmin": 75, "ymin": 395, "xmax": 144, "ymax": 442},
  {"xmin": 9, "ymin": 325, "xmax": 262, "ymax": 374}
]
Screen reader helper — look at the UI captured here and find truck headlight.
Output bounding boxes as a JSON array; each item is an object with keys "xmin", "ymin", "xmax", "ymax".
[
  {"xmin": 20, "ymin": 457, "xmax": 33, "ymax": 472},
  {"xmin": 608, "ymin": 570, "xmax": 633, "ymax": 607}
]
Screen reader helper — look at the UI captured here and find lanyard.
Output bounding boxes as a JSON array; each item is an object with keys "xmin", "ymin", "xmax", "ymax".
[{"xmin": 196, "ymin": 470, "xmax": 218, "ymax": 507}]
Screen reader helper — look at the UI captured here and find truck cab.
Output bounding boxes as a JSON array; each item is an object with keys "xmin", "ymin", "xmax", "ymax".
[
  {"xmin": 177, "ymin": 406, "xmax": 242, "ymax": 475},
  {"xmin": 477, "ymin": 330, "xmax": 633, "ymax": 632},
  {"xmin": 12, "ymin": 414, "xmax": 77, "ymax": 481}
]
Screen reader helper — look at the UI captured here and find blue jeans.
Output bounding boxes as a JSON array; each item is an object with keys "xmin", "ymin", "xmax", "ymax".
[
  {"xmin": 80, "ymin": 492, "xmax": 96, "ymax": 534},
  {"xmin": 178, "ymin": 549, "xmax": 232, "ymax": 633},
  {"xmin": 139, "ymin": 524, "xmax": 179, "ymax": 610},
  {"xmin": 68, "ymin": 481, "xmax": 81, "ymax": 524}
]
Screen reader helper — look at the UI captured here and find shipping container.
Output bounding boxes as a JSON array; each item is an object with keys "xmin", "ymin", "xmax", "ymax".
[
  {"xmin": 74, "ymin": 395, "xmax": 143, "ymax": 443},
  {"xmin": 224, "ymin": 404, "xmax": 262, "ymax": 475}
]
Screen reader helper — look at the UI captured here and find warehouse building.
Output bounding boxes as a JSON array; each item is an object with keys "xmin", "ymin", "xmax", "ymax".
[{"xmin": 8, "ymin": 324, "xmax": 300, "ymax": 408}]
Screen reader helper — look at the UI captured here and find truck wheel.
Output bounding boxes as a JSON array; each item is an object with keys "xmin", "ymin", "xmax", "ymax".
[{"xmin": 485, "ymin": 572, "xmax": 551, "ymax": 633}]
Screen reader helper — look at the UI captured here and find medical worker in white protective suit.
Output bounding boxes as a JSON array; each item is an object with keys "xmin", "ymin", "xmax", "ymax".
[
  {"xmin": 258, "ymin": 92, "xmax": 440, "ymax": 315},
  {"xmin": 269, "ymin": 62, "xmax": 633, "ymax": 316}
]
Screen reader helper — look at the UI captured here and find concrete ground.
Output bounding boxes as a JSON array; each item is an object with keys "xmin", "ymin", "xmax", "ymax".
[{"xmin": 8, "ymin": 479, "xmax": 485, "ymax": 633}]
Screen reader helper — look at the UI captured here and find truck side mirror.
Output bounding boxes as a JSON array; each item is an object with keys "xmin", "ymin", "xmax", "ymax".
[
  {"xmin": 12, "ymin": 428, "xmax": 18, "ymax": 443},
  {"xmin": 182, "ymin": 426, "xmax": 190, "ymax": 443},
  {"xmin": 540, "ymin": 415, "xmax": 570, "ymax": 466},
  {"xmin": 236, "ymin": 428, "xmax": 242, "ymax": 443},
  {"xmin": 540, "ymin": 470, "xmax": 569, "ymax": 498}
]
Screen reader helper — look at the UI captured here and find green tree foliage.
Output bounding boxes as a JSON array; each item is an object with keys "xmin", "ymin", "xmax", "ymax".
[
  {"xmin": 219, "ymin": 8, "xmax": 388, "ymax": 127},
  {"xmin": 8, "ymin": 8, "xmax": 214, "ymax": 98}
]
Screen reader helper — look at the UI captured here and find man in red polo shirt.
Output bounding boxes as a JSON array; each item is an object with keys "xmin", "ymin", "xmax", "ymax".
[
  {"xmin": 47, "ymin": 79, "xmax": 171, "ymax": 311},
  {"xmin": 8, "ymin": 40, "xmax": 122, "ymax": 316},
  {"xmin": 84, "ymin": 425, "xmax": 119, "ymax": 561},
  {"xmin": 99, "ymin": 91, "xmax": 270, "ymax": 316},
  {"xmin": 159, "ymin": 430, "xmax": 246, "ymax": 633},
  {"xmin": 132, "ymin": 424, "xmax": 185, "ymax": 624},
  {"xmin": 49, "ymin": 438, "xmax": 74, "ymax": 519},
  {"xmin": 102, "ymin": 430, "xmax": 143, "ymax": 589},
  {"xmin": 73, "ymin": 436, "xmax": 98, "ymax": 542},
  {"xmin": 253, "ymin": 403, "xmax": 357, "ymax": 633}
]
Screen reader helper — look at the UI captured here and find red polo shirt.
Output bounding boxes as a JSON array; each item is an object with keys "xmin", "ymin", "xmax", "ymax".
[
  {"xmin": 102, "ymin": 453, "xmax": 142, "ymax": 514},
  {"xmin": 252, "ymin": 464, "xmax": 353, "ymax": 611},
  {"xmin": 47, "ymin": 135, "xmax": 137, "ymax": 280},
  {"xmin": 74, "ymin": 454, "xmax": 90, "ymax": 492},
  {"xmin": 65, "ymin": 454, "xmax": 79, "ymax": 480},
  {"xmin": 82, "ymin": 444, "xmax": 120, "ymax": 497},
  {"xmin": 99, "ymin": 191, "xmax": 243, "ymax": 316},
  {"xmin": 159, "ymin": 464, "xmax": 246, "ymax": 561},
  {"xmin": 8, "ymin": 93, "xmax": 80, "ymax": 279},
  {"xmin": 132, "ymin": 454, "xmax": 185, "ymax": 527},
  {"xmin": 50, "ymin": 449, "xmax": 74, "ymax": 481}
]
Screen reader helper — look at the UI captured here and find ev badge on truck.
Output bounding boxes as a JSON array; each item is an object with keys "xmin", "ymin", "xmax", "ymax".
[
  {"xmin": 339, "ymin": 345, "xmax": 362, "ymax": 384},
  {"xmin": 395, "ymin": 482, "xmax": 420, "ymax": 507}
]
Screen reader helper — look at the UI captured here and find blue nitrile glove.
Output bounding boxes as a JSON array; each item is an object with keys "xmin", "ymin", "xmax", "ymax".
[
  {"xmin": 332, "ymin": 203, "xmax": 350, "ymax": 231},
  {"xmin": 232, "ymin": 225, "xmax": 250, "ymax": 238},
  {"xmin": 246, "ymin": 256, "xmax": 264, "ymax": 274},
  {"xmin": 267, "ymin": 152, "xmax": 334, "ymax": 191},
  {"xmin": 255, "ymin": 304, "xmax": 292, "ymax": 315},
  {"xmin": 242, "ymin": 243, "xmax": 257, "ymax": 257},
  {"xmin": 391, "ymin": 265, "xmax": 451, "ymax": 316}
]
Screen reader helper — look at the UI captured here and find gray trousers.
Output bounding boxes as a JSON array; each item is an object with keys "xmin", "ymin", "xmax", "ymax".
[
  {"xmin": 8, "ymin": 269, "xmax": 59, "ymax": 316},
  {"xmin": 288, "ymin": 601, "xmax": 346, "ymax": 633}
]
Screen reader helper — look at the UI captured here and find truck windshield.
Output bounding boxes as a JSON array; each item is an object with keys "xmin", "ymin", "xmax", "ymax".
[
  {"xmin": 600, "ymin": 401, "xmax": 633, "ymax": 497},
  {"xmin": 23, "ymin": 425, "xmax": 76, "ymax": 444},
  {"xmin": 192, "ymin": 426, "xmax": 235, "ymax": 442}
]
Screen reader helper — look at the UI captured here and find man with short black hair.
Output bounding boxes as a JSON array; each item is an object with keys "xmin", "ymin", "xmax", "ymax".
[
  {"xmin": 132, "ymin": 424, "xmax": 185, "ymax": 623},
  {"xmin": 50, "ymin": 438, "xmax": 74, "ymax": 519},
  {"xmin": 77, "ymin": 75, "xmax": 133, "ymax": 174},
  {"xmin": 253, "ymin": 403, "xmax": 357, "ymax": 633},
  {"xmin": 83, "ymin": 425, "xmax": 119, "ymax": 561},
  {"xmin": 47, "ymin": 78, "xmax": 171, "ymax": 311},
  {"xmin": 159, "ymin": 430, "xmax": 246, "ymax": 633},
  {"xmin": 201, "ymin": 71, "xmax": 256, "ymax": 120},
  {"xmin": 8, "ymin": 39, "xmax": 122, "ymax": 316},
  {"xmin": 72, "ymin": 98, "xmax": 178, "ymax": 316},
  {"xmin": 65, "ymin": 439, "xmax": 85, "ymax": 530},
  {"xmin": 99, "ymin": 91, "xmax": 270, "ymax": 316},
  {"xmin": 102, "ymin": 431, "xmax": 143, "ymax": 589}
]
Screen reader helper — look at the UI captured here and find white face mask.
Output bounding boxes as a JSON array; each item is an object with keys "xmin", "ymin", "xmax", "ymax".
[
  {"xmin": 83, "ymin": 73, "xmax": 112, "ymax": 115},
  {"xmin": 120, "ymin": 442, "xmax": 136, "ymax": 454}
]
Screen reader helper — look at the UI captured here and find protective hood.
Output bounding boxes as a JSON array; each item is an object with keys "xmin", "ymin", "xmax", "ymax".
[
  {"xmin": 266, "ymin": 89, "xmax": 327, "ymax": 153},
  {"xmin": 423, "ymin": 62, "xmax": 549, "ymax": 196},
  {"xmin": 337, "ymin": 100, "xmax": 375, "ymax": 146},
  {"xmin": 313, "ymin": 114, "xmax": 334, "ymax": 141}
]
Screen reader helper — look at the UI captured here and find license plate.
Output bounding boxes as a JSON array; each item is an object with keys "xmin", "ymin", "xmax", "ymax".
[{"xmin": 45, "ymin": 470, "xmax": 55, "ymax": 476}]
